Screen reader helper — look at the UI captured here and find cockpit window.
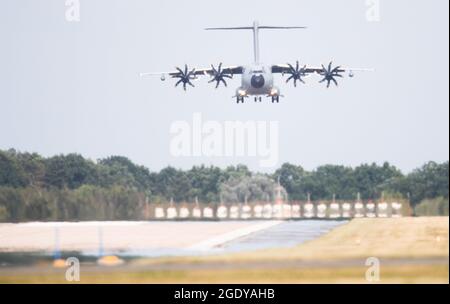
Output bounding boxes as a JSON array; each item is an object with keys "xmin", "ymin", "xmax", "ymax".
[{"xmin": 253, "ymin": 70, "xmax": 263, "ymax": 73}]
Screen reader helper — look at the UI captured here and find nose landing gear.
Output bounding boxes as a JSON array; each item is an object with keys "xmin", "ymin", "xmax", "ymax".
[{"xmin": 254, "ymin": 96, "xmax": 262, "ymax": 102}]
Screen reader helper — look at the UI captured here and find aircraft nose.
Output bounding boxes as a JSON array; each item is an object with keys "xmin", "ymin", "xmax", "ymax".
[{"xmin": 251, "ymin": 75, "xmax": 265, "ymax": 88}]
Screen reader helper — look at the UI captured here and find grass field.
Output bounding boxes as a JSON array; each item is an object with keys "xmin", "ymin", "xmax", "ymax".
[
  {"xmin": 214, "ymin": 216, "xmax": 450, "ymax": 262},
  {"xmin": 0, "ymin": 217, "xmax": 448, "ymax": 284}
]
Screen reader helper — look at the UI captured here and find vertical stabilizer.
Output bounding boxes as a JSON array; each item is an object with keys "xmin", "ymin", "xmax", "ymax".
[{"xmin": 253, "ymin": 21, "xmax": 260, "ymax": 64}]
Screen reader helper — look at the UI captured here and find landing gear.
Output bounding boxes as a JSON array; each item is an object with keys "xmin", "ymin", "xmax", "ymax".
[{"xmin": 236, "ymin": 95, "xmax": 279, "ymax": 103}]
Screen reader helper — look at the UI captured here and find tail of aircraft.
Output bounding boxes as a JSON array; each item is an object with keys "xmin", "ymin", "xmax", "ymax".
[{"xmin": 205, "ymin": 21, "xmax": 306, "ymax": 64}]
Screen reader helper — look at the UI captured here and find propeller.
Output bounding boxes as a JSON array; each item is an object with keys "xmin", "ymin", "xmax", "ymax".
[
  {"xmin": 172, "ymin": 64, "xmax": 196, "ymax": 91},
  {"xmin": 208, "ymin": 63, "xmax": 232, "ymax": 88},
  {"xmin": 285, "ymin": 61, "xmax": 307, "ymax": 87},
  {"xmin": 319, "ymin": 61, "xmax": 343, "ymax": 88}
]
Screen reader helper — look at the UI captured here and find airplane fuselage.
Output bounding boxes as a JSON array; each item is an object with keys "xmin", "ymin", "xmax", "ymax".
[{"xmin": 236, "ymin": 64, "xmax": 279, "ymax": 98}]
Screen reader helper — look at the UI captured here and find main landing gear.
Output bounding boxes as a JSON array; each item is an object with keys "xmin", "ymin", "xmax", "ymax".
[
  {"xmin": 236, "ymin": 96, "xmax": 246, "ymax": 103},
  {"xmin": 271, "ymin": 95, "xmax": 280, "ymax": 103}
]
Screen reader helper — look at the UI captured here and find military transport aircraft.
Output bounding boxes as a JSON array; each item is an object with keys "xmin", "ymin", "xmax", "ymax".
[{"xmin": 140, "ymin": 21, "xmax": 373, "ymax": 103}]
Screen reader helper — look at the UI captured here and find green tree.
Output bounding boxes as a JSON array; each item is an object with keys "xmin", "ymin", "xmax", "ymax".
[
  {"xmin": 403, "ymin": 162, "xmax": 449, "ymax": 205},
  {"xmin": 353, "ymin": 162, "xmax": 402, "ymax": 199},
  {"xmin": 220, "ymin": 174, "xmax": 281, "ymax": 203},
  {"xmin": 44, "ymin": 154, "xmax": 96, "ymax": 189},
  {"xmin": 0, "ymin": 150, "xmax": 27, "ymax": 187},
  {"xmin": 273, "ymin": 163, "xmax": 307, "ymax": 200}
]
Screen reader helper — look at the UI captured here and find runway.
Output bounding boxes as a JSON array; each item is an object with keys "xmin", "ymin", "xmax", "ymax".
[{"xmin": 0, "ymin": 220, "xmax": 345, "ymax": 258}]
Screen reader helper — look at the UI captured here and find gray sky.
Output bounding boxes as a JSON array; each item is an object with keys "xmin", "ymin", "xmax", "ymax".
[{"xmin": 0, "ymin": 0, "xmax": 448, "ymax": 173}]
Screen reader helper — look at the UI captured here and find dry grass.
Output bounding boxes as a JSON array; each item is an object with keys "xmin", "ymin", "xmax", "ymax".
[
  {"xmin": 225, "ymin": 216, "xmax": 449, "ymax": 262},
  {"xmin": 0, "ymin": 264, "xmax": 447, "ymax": 284}
]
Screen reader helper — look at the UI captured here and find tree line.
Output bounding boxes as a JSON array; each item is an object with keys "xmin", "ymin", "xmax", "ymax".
[{"xmin": 0, "ymin": 149, "xmax": 448, "ymax": 221}]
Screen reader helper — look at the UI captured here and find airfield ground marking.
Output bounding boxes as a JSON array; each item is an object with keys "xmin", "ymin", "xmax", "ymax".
[{"xmin": 187, "ymin": 220, "xmax": 284, "ymax": 251}]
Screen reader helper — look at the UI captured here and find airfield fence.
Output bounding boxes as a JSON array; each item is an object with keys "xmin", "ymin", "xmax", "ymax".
[{"xmin": 143, "ymin": 199, "xmax": 410, "ymax": 221}]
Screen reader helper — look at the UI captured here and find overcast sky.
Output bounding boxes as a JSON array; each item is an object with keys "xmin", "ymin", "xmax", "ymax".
[{"xmin": 0, "ymin": 0, "xmax": 448, "ymax": 173}]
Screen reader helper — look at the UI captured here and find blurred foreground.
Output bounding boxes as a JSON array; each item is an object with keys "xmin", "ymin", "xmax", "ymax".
[{"xmin": 0, "ymin": 217, "xmax": 447, "ymax": 284}]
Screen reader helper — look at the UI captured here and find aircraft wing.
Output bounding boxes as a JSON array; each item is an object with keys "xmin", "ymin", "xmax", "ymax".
[
  {"xmin": 140, "ymin": 65, "xmax": 243, "ymax": 78},
  {"xmin": 272, "ymin": 63, "xmax": 373, "ymax": 75},
  {"xmin": 271, "ymin": 62, "xmax": 373, "ymax": 87}
]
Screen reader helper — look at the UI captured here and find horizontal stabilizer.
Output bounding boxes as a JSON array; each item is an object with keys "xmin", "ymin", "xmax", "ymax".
[
  {"xmin": 205, "ymin": 26, "xmax": 306, "ymax": 30},
  {"xmin": 205, "ymin": 21, "xmax": 307, "ymax": 63}
]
